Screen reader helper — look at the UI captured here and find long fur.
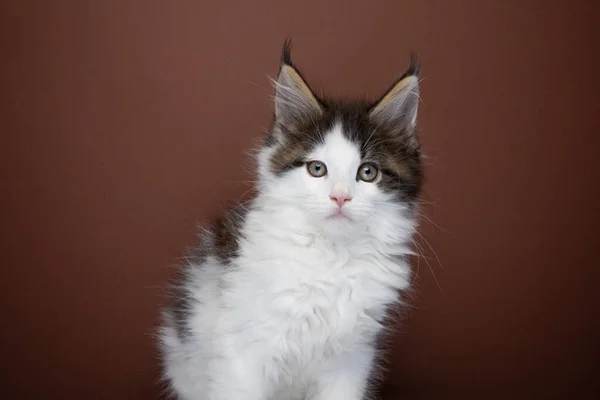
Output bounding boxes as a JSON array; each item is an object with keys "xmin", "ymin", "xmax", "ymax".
[{"xmin": 158, "ymin": 42, "xmax": 423, "ymax": 400}]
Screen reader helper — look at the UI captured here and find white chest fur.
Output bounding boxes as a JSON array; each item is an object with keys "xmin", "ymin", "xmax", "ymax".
[{"xmin": 218, "ymin": 222, "xmax": 411, "ymax": 376}]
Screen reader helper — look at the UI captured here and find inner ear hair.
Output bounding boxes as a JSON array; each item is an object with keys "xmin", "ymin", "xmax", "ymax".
[
  {"xmin": 273, "ymin": 39, "xmax": 323, "ymax": 123},
  {"xmin": 369, "ymin": 56, "xmax": 421, "ymax": 129}
]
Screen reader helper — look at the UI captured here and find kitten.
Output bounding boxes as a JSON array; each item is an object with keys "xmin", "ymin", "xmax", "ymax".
[{"xmin": 158, "ymin": 40, "xmax": 423, "ymax": 400}]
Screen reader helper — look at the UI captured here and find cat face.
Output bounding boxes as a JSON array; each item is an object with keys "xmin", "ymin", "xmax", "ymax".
[{"xmin": 258, "ymin": 41, "xmax": 422, "ymax": 238}]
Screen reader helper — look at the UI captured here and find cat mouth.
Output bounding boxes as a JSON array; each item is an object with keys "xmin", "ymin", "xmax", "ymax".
[{"xmin": 326, "ymin": 209, "xmax": 353, "ymax": 221}]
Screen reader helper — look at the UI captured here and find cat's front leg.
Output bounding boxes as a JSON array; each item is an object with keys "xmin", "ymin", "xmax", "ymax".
[{"xmin": 309, "ymin": 346, "xmax": 376, "ymax": 400}]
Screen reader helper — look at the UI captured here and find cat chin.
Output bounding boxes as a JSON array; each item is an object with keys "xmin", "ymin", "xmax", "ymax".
[{"xmin": 314, "ymin": 213, "xmax": 370, "ymax": 238}]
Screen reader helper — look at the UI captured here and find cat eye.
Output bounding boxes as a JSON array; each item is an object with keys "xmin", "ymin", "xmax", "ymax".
[
  {"xmin": 306, "ymin": 161, "xmax": 327, "ymax": 178},
  {"xmin": 357, "ymin": 163, "xmax": 379, "ymax": 182}
]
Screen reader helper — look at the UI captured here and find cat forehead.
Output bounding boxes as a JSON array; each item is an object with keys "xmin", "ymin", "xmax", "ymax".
[{"xmin": 307, "ymin": 124, "xmax": 362, "ymax": 167}]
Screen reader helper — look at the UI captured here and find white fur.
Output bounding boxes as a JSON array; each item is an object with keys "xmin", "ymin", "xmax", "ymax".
[{"xmin": 159, "ymin": 125, "xmax": 417, "ymax": 400}]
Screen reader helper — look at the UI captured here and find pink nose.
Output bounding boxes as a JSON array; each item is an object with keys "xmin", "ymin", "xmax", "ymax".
[{"xmin": 330, "ymin": 195, "xmax": 352, "ymax": 208}]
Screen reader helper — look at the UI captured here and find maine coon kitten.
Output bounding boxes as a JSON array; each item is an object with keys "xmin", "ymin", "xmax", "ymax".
[{"xmin": 159, "ymin": 41, "xmax": 423, "ymax": 400}]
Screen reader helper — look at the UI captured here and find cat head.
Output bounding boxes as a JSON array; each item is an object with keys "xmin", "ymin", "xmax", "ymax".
[{"xmin": 257, "ymin": 40, "xmax": 423, "ymax": 239}]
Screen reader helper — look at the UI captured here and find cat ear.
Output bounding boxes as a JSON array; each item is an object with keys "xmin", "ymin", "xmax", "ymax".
[
  {"xmin": 370, "ymin": 56, "xmax": 420, "ymax": 131},
  {"xmin": 273, "ymin": 40, "xmax": 322, "ymax": 123}
]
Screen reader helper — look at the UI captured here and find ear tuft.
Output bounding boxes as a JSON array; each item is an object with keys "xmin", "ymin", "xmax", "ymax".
[
  {"xmin": 281, "ymin": 37, "xmax": 293, "ymax": 67},
  {"xmin": 404, "ymin": 52, "xmax": 420, "ymax": 78}
]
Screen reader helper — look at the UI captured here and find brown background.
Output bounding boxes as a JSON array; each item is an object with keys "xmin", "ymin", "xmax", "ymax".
[{"xmin": 1, "ymin": 0, "xmax": 599, "ymax": 398}]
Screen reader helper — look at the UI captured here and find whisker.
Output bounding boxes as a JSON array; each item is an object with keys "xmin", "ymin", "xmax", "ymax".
[
  {"xmin": 410, "ymin": 235, "xmax": 444, "ymax": 294},
  {"xmin": 414, "ymin": 230, "xmax": 443, "ymax": 271}
]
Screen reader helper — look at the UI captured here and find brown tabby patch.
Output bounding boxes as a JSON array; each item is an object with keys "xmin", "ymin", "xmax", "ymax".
[{"xmin": 267, "ymin": 99, "xmax": 422, "ymax": 202}]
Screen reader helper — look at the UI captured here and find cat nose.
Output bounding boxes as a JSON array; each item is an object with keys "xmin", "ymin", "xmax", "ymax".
[
  {"xmin": 330, "ymin": 182, "xmax": 352, "ymax": 208},
  {"xmin": 330, "ymin": 195, "xmax": 352, "ymax": 208}
]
